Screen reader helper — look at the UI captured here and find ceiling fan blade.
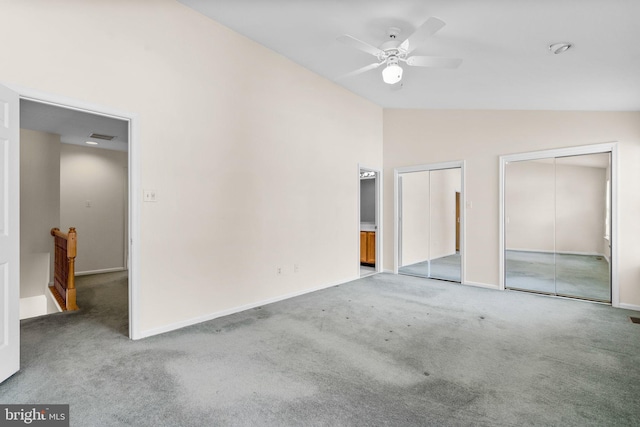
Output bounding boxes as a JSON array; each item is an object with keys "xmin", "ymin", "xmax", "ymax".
[
  {"xmin": 335, "ymin": 62, "xmax": 384, "ymax": 80},
  {"xmin": 399, "ymin": 17, "xmax": 446, "ymax": 54},
  {"xmin": 337, "ymin": 34, "xmax": 384, "ymax": 57},
  {"xmin": 405, "ymin": 56, "xmax": 462, "ymax": 68}
]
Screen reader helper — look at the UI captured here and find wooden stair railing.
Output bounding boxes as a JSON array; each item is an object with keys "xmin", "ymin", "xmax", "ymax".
[{"xmin": 50, "ymin": 227, "xmax": 78, "ymax": 311}]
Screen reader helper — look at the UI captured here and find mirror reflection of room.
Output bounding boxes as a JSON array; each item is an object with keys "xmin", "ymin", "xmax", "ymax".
[
  {"xmin": 505, "ymin": 152, "xmax": 611, "ymax": 302},
  {"xmin": 398, "ymin": 168, "xmax": 461, "ymax": 282}
]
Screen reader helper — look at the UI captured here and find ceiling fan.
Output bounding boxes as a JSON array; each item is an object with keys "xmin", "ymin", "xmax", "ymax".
[{"xmin": 336, "ymin": 17, "xmax": 462, "ymax": 85}]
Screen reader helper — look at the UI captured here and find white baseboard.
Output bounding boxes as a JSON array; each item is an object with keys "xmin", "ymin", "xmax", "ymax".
[
  {"xmin": 618, "ymin": 303, "xmax": 640, "ymax": 313},
  {"xmin": 75, "ymin": 267, "xmax": 126, "ymax": 276},
  {"xmin": 137, "ymin": 275, "xmax": 360, "ymax": 339},
  {"xmin": 463, "ymin": 281, "xmax": 500, "ymax": 290},
  {"xmin": 508, "ymin": 248, "xmax": 605, "ymax": 257}
]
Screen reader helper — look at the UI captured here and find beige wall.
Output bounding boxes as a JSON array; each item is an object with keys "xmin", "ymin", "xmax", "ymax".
[
  {"xmin": 505, "ymin": 160, "xmax": 608, "ymax": 255},
  {"xmin": 0, "ymin": 0, "xmax": 383, "ymax": 334},
  {"xmin": 60, "ymin": 144, "xmax": 127, "ymax": 273},
  {"xmin": 429, "ymin": 168, "xmax": 461, "ymax": 259},
  {"xmin": 384, "ymin": 109, "xmax": 640, "ymax": 306},
  {"xmin": 555, "ymin": 161, "xmax": 607, "ymax": 255},
  {"xmin": 20, "ymin": 129, "xmax": 60, "ymax": 298},
  {"xmin": 400, "ymin": 171, "xmax": 430, "ymax": 266},
  {"xmin": 505, "ymin": 160, "xmax": 555, "ymax": 252}
]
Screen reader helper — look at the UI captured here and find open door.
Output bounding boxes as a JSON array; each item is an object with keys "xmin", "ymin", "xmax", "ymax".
[{"xmin": 0, "ymin": 84, "xmax": 20, "ymax": 383}]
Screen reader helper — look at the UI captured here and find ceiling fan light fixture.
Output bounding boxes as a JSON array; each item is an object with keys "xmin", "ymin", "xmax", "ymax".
[{"xmin": 382, "ymin": 63, "xmax": 403, "ymax": 84}]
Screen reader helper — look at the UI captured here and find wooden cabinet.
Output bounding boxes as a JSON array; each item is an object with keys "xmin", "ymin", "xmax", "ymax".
[{"xmin": 360, "ymin": 231, "xmax": 376, "ymax": 265}]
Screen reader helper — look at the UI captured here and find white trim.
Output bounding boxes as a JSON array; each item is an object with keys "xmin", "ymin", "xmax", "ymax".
[
  {"xmin": 618, "ymin": 303, "xmax": 640, "ymax": 313},
  {"xmin": 358, "ymin": 164, "xmax": 383, "ymax": 274},
  {"xmin": 138, "ymin": 275, "xmax": 359, "ymax": 339},
  {"xmin": 393, "ymin": 160, "xmax": 466, "ymax": 284},
  {"xmin": 6, "ymin": 82, "xmax": 142, "ymax": 339},
  {"xmin": 499, "ymin": 142, "xmax": 618, "ymax": 305},
  {"xmin": 463, "ymin": 281, "xmax": 500, "ymax": 290},
  {"xmin": 610, "ymin": 145, "xmax": 619, "ymax": 307},
  {"xmin": 75, "ymin": 267, "xmax": 127, "ymax": 276}
]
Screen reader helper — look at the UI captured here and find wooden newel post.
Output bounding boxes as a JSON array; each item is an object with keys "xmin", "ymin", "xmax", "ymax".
[
  {"xmin": 66, "ymin": 228, "xmax": 78, "ymax": 310},
  {"xmin": 50, "ymin": 227, "xmax": 78, "ymax": 311}
]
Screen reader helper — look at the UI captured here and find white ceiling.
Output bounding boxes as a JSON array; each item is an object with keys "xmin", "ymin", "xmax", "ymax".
[
  {"xmin": 21, "ymin": 100, "xmax": 128, "ymax": 152},
  {"xmin": 179, "ymin": 0, "xmax": 640, "ymax": 111}
]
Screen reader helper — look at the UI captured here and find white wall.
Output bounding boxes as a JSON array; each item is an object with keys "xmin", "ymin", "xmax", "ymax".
[
  {"xmin": 506, "ymin": 160, "xmax": 607, "ymax": 255},
  {"xmin": 60, "ymin": 144, "xmax": 127, "ymax": 274},
  {"xmin": 384, "ymin": 109, "xmax": 640, "ymax": 306},
  {"xmin": 0, "ymin": 0, "xmax": 383, "ymax": 335},
  {"xmin": 556, "ymin": 162, "xmax": 607, "ymax": 254},
  {"xmin": 400, "ymin": 171, "xmax": 430, "ymax": 266},
  {"xmin": 20, "ymin": 129, "xmax": 60, "ymax": 298},
  {"xmin": 429, "ymin": 168, "xmax": 461, "ymax": 260},
  {"xmin": 505, "ymin": 160, "xmax": 557, "ymax": 252}
]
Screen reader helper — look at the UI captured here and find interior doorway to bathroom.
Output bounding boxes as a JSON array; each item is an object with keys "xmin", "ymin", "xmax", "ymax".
[{"xmin": 359, "ymin": 167, "xmax": 380, "ymax": 278}]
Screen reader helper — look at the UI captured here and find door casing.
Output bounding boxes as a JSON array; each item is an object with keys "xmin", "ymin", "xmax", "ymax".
[{"xmin": 4, "ymin": 81, "xmax": 142, "ymax": 339}]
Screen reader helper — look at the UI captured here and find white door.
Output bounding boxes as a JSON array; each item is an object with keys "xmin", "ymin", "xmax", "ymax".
[{"xmin": 0, "ymin": 84, "xmax": 20, "ymax": 383}]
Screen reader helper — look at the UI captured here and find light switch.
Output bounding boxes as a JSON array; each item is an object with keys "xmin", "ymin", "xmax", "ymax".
[
  {"xmin": 85, "ymin": 200, "xmax": 91, "ymax": 208},
  {"xmin": 143, "ymin": 190, "xmax": 157, "ymax": 202},
  {"xmin": 466, "ymin": 201, "xmax": 473, "ymax": 209}
]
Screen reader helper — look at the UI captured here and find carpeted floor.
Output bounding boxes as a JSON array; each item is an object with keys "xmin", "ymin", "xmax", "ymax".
[
  {"xmin": 1, "ymin": 271, "xmax": 639, "ymax": 426},
  {"xmin": 506, "ymin": 250, "xmax": 610, "ymax": 302},
  {"xmin": 399, "ymin": 253, "xmax": 461, "ymax": 282}
]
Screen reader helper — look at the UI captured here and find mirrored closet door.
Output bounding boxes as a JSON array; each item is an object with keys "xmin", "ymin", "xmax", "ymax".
[
  {"xmin": 504, "ymin": 152, "xmax": 611, "ymax": 302},
  {"xmin": 398, "ymin": 167, "xmax": 462, "ymax": 282}
]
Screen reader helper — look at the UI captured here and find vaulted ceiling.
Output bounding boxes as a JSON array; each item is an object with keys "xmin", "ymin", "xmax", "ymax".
[{"xmin": 179, "ymin": 0, "xmax": 640, "ymax": 111}]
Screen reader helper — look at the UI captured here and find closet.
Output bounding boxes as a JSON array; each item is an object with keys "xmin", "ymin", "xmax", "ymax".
[{"xmin": 504, "ymin": 152, "xmax": 611, "ymax": 302}]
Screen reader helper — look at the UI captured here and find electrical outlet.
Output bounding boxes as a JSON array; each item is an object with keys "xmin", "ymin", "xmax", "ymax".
[
  {"xmin": 277, "ymin": 267, "xmax": 283, "ymax": 276},
  {"xmin": 143, "ymin": 190, "xmax": 157, "ymax": 202},
  {"xmin": 294, "ymin": 264, "xmax": 299, "ymax": 273}
]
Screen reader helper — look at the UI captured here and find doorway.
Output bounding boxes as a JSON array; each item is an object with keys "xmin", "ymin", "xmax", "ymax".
[
  {"xmin": 20, "ymin": 99, "xmax": 130, "ymax": 321},
  {"xmin": 500, "ymin": 143, "xmax": 618, "ymax": 305},
  {"xmin": 394, "ymin": 161, "xmax": 464, "ymax": 283},
  {"xmin": 19, "ymin": 88, "xmax": 139, "ymax": 339},
  {"xmin": 359, "ymin": 167, "xmax": 380, "ymax": 277}
]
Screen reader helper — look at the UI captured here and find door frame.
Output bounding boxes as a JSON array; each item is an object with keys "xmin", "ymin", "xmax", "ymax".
[
  {"xmin": 394, "ymin": 160, "xmax": 466, "ymax": 283},
  {"xmin": 6, "ymin": 82, "xmax": 141, "ymax": 338},
  {"xmin": 358, "ymin": 165, "xmax": 382, "ymax": 274},
  {"xmin": 498, "ymin": 142, "xmax": 619, "ymax": 306}
]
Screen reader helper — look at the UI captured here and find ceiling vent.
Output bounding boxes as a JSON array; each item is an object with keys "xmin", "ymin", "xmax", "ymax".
[{"xmin": 88, "ymin": 132, "xmax": 115, "ymax": 141}]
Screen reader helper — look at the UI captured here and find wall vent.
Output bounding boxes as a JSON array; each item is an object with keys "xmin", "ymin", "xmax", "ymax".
[{"xmin": 89, "ymin": 132, "xmax": 115, "ymax": 141}]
